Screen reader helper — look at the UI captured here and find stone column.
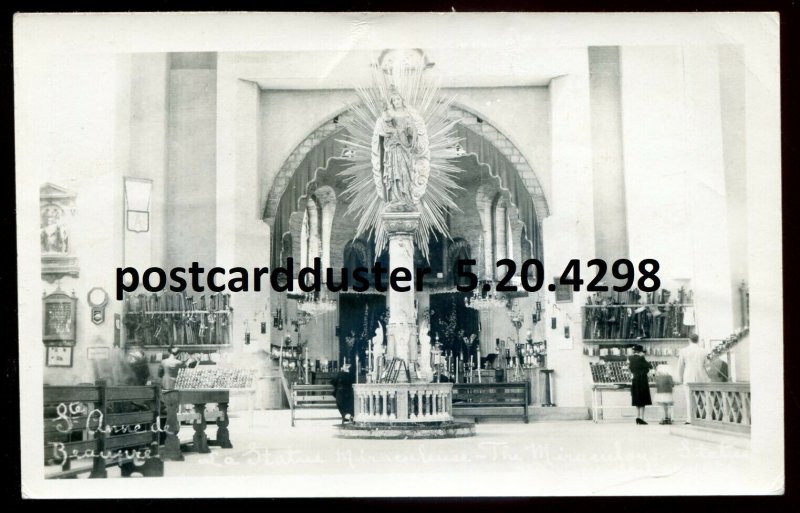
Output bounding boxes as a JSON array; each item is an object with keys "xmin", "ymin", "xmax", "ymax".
[
  {"xmin": 216, "ymin": 59, "xmax": 272, "ymax": 363},
  {"xmin": 481, "ymin": 203, "xmax": 493, "ymax": 280},
  {"xmin": 545, "ymin": 61, "xmax": 595, "ymax": 408},
  {"xmin": 307, "ymin": 198, "xmax": 320, "ymax": 266},
  {"xmin": 381, "ymin": 209, "xmax": 420, "ymax": 381},
  {"xmin": 319, "ymin": 194, "xmax": 337, "ymax": 270},
  {"xmin": 494, "ymin": 200, "xmax": 507, "ymax": 280}
]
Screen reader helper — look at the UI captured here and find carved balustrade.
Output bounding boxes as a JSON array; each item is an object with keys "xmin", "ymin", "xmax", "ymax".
[
  {"xmin": 353, "ymin": 383, "xmax": 453, "ymax": 423},
  {"xmin": 687, "ymin": 382, "xmax": 750, "ymax": 434}
]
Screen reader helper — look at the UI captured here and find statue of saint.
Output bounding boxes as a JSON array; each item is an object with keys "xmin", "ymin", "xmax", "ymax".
[
  {"xmin": 372, "ymin": 322, "xmax": 384, "ymax": 351},
  {"xmin": 371, "ymin": 88, "xmax": 431, "ymax": 206},
  {"xmin": 40, "ymin": 205, "xmax": 69, "ymax": 254},
  {"xmin": 417, "ymin": 318, "xmax": 433, "ymax": 382}
]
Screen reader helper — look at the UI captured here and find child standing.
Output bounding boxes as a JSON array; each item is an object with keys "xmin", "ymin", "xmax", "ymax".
[{"xmin": 655, "ymin": 364, "xmax": 675, "ymax": 424}]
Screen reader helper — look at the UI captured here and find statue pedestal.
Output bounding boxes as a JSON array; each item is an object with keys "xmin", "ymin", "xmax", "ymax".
[{"xmin": 381, "ymin": 210, "xmax": 420, "ymax": 381}]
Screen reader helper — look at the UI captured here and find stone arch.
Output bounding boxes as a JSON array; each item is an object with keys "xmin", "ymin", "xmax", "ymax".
[
  {"xmin": 343, "ymin": 238, "xmax": 371, "ymax": 270},
  {"xmin": 520, "ymin": 224, "xmax": 534, "ymax": 261},
  {"xmin": 314, "ymin": 186, "xmax": 338, "ymax": 269},
  {"xmin": 447, "ymin": 103, "xmax": 549, "ymax": 220},
  {"xmin": 447, "ymin": 237, "xmax": 472, "ymax": 287},
  {"xmin": 475, "ymin": 184, "xmax": 523, "ymax": 276},
  {"xmin": 263, "ymin": 108, "xmax": 354, "ymax": 224},
  {"xmin": 447, "ymin": 237, "xmax": 471, "ymax": 262},
  {"xmin": 279, "ymin": 232, "xmax": 293, "ymax": 264},
  {"xmin": 304, "ymin": 195, "xmax": 321, "ymax": 269},
  {"xmin": 262, "ymin": 103, "xmax": 549, "ymax": 224}
]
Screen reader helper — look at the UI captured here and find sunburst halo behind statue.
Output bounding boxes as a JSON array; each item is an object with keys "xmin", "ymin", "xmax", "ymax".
[{"xmin": 337, "ymin": 65, "xmax": 463, "ymax": 261}]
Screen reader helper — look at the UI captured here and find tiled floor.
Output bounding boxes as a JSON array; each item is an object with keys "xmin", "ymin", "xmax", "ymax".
[{"xmin": 152, "ymin": 409, "xmax": 761, "ymax": 496}]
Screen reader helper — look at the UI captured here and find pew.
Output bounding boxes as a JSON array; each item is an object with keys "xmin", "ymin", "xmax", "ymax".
[
  {"xmin": 452, "ymin": 382, "xmax": 530, "ymax": 423},
  {"xmin": 290, "ymin": 384, "xmax": 339, "ymax": 427},
  {"xmin": 43, "ymin": 381, "xmax": 164, "ymax": 479}
]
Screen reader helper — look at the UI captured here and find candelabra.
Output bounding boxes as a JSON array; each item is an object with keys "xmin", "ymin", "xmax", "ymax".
[
  {"xmin": 290, "ymin": 311, "xmax": 310, "ymax": 331},
  {"xmin": 520, "ymin": 329, "xmax": 547, "ymax": 368},
  {"xmin": 288, "ymin": 310, "xmax": 313, "ymax": 366},
  {"xmin": 465, "ymin": 281, "xmax": 507, "ymax": 311},
  {"xmin": 430, "ymin": 334, "xmax": 444, "ymax": 383},
  {"xmin": 272, "ymin": 307, "xmax": 284, "ymax": 330},
  {"xmin": 508, "ymin": 304, "xmax": 524, "ymax": 345},
  {"xmin": 296, "ymin": 291, "xmax": 337, "ymax": 315}
]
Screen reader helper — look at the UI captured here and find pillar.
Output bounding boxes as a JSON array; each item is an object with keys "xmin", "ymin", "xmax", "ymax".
[
  {"xmin": 588, "ymin": 47, "xmax": 628, "ymax": 267},
  {"xmin": 741, "ymin": 18, "xmax": 781, "ymax": 488},
  {"xmin": 215, "ymin": 54, "xmax": 271, "ymax": 390},
  {"xmin": 166, "ymin": 53, "xmax": 217, "ymax": 272},
  {"xmin": 544, "ymin": 59, "xmax": 595, "ymax": 408},
  {"xmin": 482, "ymin": 202, "xmax": 493, "ymax": 280},
  {"xmin": 493, "ymin": 199, "xmax": 507, "ymax": 280},
  {"xmin": 307, "ymin": 198, "xmax": 320, "ymax": 267},
  {"xmin": 619, "ymin": 46, "xmax": 735, "ymax": 341},
  {"xmin": 381, "ymin": 209, "xmax": 420, "ymax": 380}
]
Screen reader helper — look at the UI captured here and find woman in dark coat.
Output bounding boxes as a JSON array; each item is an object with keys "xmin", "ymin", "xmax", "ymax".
[
  {"xmin": 331, "ymin": 363, "xmax": 355, "ymax": 423},
  {"xmin": 629, "ymin": 344, "xmax": 652, "ymax": 424}
]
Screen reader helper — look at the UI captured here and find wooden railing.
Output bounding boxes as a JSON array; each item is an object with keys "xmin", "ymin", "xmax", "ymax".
[
  {"xmin": 687, "ymin": 382, "xmax": 750, "ymax": 434},
  {"xmin": 353, "ymin": 383, "xmax": 453, "ymax": 423}
]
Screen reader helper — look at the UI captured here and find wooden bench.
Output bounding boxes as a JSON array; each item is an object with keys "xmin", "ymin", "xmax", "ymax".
[
  {"xmin": 289, "ymin": 384, "xmax": 340, "ymax": 427},
  {"xmin": 452, "ymin": 382, "xmax": 530, "ymax": 423},
  {"xmin": 43, "ymin": 381, "xmax": 164, "ymax": 479}
]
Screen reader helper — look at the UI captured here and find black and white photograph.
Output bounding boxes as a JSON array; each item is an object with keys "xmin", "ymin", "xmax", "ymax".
[{"xmin": 14, "ymin": 12, "xmax": 783, "ymax": 497}]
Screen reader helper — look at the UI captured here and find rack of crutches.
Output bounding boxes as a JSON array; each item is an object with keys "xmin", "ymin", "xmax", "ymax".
[
  {"xmin": 122, "ymin": 292, "xmax": 232, "ymax": 347},
  {"xmin": 582, "ymin": 288, "xmax": 695, "ymax": 341}
]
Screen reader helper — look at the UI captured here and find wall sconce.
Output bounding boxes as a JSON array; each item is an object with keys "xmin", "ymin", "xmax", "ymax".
[
  {"xmin": 565, "ymin": 313, "xmax": 572, "ymax": 338},
  {"xmin": 124, "ymin": 178, "xmax": 152, "ymax": 233}
]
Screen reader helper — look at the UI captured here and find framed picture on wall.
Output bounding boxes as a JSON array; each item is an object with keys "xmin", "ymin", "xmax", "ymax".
[
  {"xmin": 553, "ymin": 278, "xmax": 574, "ymax": 303},
  {"xmin": 40, "ymin": 183, "xmax": 80, "ymax": 282},
  {"xmin": 43, "ymin": 289, "xmax": 77, "ymax": 344},
  {"xmin": 124, "ymin": 177, "xmax": 152, "ymax": 233},
  {"xmin": 46, "ymin": 345, "xmax": 73, "ymax": 367}
]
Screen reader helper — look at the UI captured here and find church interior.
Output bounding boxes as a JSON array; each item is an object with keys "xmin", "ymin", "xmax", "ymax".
[{"xmin": 21, "ymin": 21, "xmax": 778, "ymax": 488}]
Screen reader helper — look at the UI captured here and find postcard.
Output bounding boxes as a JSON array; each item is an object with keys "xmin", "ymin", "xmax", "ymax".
[{"xmin": 15, "ymin": 12, "xmax": 783, "ymax": 497}]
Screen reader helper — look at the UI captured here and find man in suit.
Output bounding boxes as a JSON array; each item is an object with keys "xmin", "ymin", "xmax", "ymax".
[{"xmin": 676, "ymin": 334, "xmax": 710, "ymax": 424}]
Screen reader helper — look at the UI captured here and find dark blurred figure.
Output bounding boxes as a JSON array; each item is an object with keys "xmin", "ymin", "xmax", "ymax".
[
  {"xmin": 126, "ymin": 348, "xmax": 151, "ymax": 386},
  {"xmin": 706, "ymin": 356, "xmax": 729, "ymax": 382},
  {"xmin": 331, "ymin": 363, "xmax": 355, "ymax": 423}
]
